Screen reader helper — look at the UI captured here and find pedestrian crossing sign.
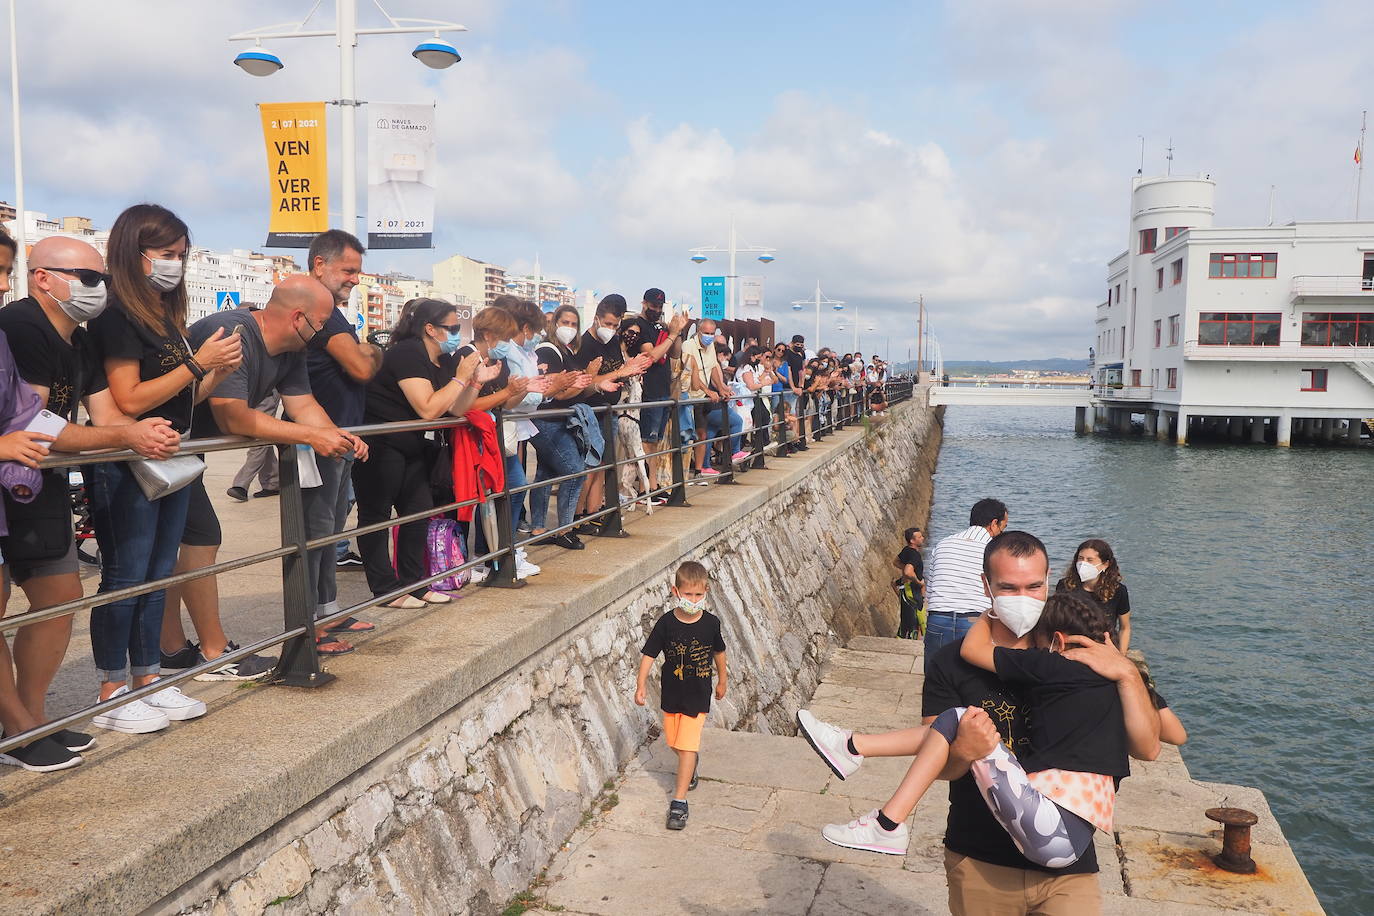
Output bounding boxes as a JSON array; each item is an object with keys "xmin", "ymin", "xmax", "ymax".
[{"xmin": 216, "ymin": 291, "xmax": 241, "ymax": 311}]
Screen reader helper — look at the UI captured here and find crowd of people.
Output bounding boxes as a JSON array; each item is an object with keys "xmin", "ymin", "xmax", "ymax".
[{"xmin": 0, "ymin": 213, "xmax": 899, "ymax": 774}]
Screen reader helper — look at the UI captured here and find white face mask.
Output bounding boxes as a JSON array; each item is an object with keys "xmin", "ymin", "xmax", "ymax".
[
  {"xmin": 143, "ymin": 253, "xmax": 184, "ymax": 292},
  {"xmin": 595, "ymin": 326, "xmax": 616, "ymax": 344},
  {"xmin": 989, "ymin": 595, "xmax": 1045, "ymax": 638},
  {"xmin": 1076, "ymin": 561, "xmax": 1101, "ymax": 582},
  {"xmin": 555, "ymin": 325, "xmax": 578, "ymax": 346},
  {"xmin": 46, "ymin": 272, "xmax": 109, "ymax": 323},
  {"xmin": 676, "ymin": 595, "xmax": 707, "ymax": 616}
]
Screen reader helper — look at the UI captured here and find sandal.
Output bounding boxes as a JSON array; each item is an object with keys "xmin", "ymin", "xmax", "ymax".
[
  {"xmin": 384, "ymin": 595, "xmax": 426, "ymax": 610},
  {"xmin": 315, "ymin": 636, "xmax": 355, "ymax": 656},
  {"xmin": 421, "ymin": 590, "xmax": 453, "ymax": 604},
  {"xmin": 325, "ymin": 616, "xmax": 376, "ymax": 633}
]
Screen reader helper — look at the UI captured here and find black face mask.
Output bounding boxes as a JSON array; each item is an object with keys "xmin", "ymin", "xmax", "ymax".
[{"xmin": 644, "ymin": 308, "xmax": 662, "ymax": 323}]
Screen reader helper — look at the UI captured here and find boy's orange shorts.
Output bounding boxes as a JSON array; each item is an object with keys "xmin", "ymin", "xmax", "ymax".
[{"xmin": 662, "ymin": 712, "xmax": 707, "ymax": 752}]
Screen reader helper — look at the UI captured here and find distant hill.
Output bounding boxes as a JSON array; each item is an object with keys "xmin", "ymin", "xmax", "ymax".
[{"xmin": 891, "ymin": 358, "xmax": 1090, "ymax": 376}]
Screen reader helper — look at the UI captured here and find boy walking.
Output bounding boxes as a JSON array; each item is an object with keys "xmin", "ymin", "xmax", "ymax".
[{"xmin": 635, "ymin": 561, "xmax": 728, "ymax": 831}]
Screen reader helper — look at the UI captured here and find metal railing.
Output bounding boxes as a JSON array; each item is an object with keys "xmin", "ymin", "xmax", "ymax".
[
  {"xmin": 0, "ymin": 379, "xmax": 916, "ymax": 755},
  {"xmin": 1290, "ymin": 275, "xmax": 1374, "ymax": 297},
  {"xmin": 1182, "ymin": 339, "xmax": 1374, "ymax": 361},
  {"xmin": 1095, "ymin": 385, "xmax": 1154, "ymax": 400}
]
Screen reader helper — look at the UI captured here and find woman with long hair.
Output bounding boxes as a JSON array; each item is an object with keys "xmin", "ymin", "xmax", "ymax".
[
  {"xmin": 353, "ymin": 298, "xmax": 488, "ymax": 610},
  {"xmin": 1055, "ymin": 538, "xmax": 1133, "ymax": 651},
  {"xmin": 87, "ymin": 203, "xmax": 243, "ymax": 730}
]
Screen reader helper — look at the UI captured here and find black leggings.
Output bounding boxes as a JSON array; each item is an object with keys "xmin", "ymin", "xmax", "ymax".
[{"xmin": 351, "ymin": 438, "xmax": 433, "ymax": 599}]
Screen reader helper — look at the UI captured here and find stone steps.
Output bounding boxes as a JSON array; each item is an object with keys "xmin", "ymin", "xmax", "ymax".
[{"xmin": 532, "ymin": 636, "xmax": 1324, "ymax": 915}]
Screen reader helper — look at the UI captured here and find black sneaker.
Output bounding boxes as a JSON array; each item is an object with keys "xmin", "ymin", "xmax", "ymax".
[
  {"xmin": 161, "ymin": 640, "xmax": 201, "ymax": 670},
  {"xmin": 335, "ymin": 550, "xmax": 363, "ymax": 568},
  {"xmin": 226, "ymin": 486, "xmax": 249, "ymax": 502},
  {"xmin": 666, "ymin": 800, "xmax": 689, "ymax": 830},
  {"xmin": 252, "ymin": 488, "xmax": 280, "ymax": 499},
  {"xmin": 0, "ymin": 736, "xmax": 82, "ymax": 772},
  {"xmin": 54, "ymin": 729, "xmax": 96, "ymax": 752},
  {"xmin": 549, "ymin": 533, "xmax": 585, "ymax": 550},
  {"xmin": 193, "ymin": 643, "xmax": 277, "ymax": 682}
]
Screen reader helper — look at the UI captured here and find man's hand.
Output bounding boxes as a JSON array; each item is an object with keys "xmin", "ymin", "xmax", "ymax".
[
  {"xmin": 634, "ymin": 686, "xmax": 647, "ymax": 706},
  {"xmin": 585, "ymin": 356, "xmax": 604, "ymax": 376},
  {"xmin": 948, "ymin": 707, "xmax": 999, "ymax": 767},
  {"xmin": 341, "ymin": 430, "xmax": 369, "ymax": 462},
  {"xmin": 1061, "ymin": 633, "xmax": 1134, "ymax": 682},
  {"xmin": 125, "ymin": 418, "xmax": 181, "ymax": 459},
  {"xmin": 308, "ymin": 427, "xmax": 358, "ymax": 459},
  {"xmin": 598, "ymin": 378, "xmax": 621, "ymax": 394},
  {"xmin": 193, "ymin": 328, "xmax": 243, "ymax": 372},
  {"xmin": 667, "ymin": 313, "xmax": 688, "ymax": 337},
  {"xmin": 705, "ymin": 390, "xmax": 721, "ymax": 402},
  {"xmin": 0, "ymin": 430, "xmax": 55, "ymax": 468},
  {"xmin": 627, "ymin": 353, "xmax": 652, "ymax": 375}
]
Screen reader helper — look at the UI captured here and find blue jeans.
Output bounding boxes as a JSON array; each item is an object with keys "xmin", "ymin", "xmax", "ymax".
[
  {"xmin": 303, "ymin": 453, "xmax": 352, "ymax": 618},
  {"xmin": 88, "ymin": 461, "xmax": 192, "ymax": 682},
  {"xmin": 923, "ymin": 611, "xmax": 977, "ymax": 668},
  {"xmin": 705, "ymin": 406, "xmax": 744, "ymax": 463},
  {"xmin": 335, "ymin": 471, "xmax": 355, "ymax": 561},
  {"xmin": 637, "ymin": 405, "xmax": 670, "ymax": 443},
  {"xmin": 677, "ymin": 404, "xmax": 698, "ymax": 444},
  {"xmin": 529, "ymin": 417, "xmax": 585, "ymax": 531},
  {"xmin": 505, "ymin": 451, "xmax": 527, "ymax": 532}
]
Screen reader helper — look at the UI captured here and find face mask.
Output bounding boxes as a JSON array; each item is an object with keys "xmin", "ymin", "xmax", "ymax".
[
  {"xmin": 1076, "ymin": 561, "xmax": 1101, "ymax": 582},
  {"xmin": 489, "ymin": 340, "xmax": 513, "ymax": 360},
  {"xmin": 439, "ymin": 329, "xmax": 463, "ymax": 355},
  {"xmin": 49, "ymin": 274, "xmax": 109, "ymax": 322},
  {"xmin": 555, "ymin": 325, "xmax": 577, "ymax": 346},
  {"xmin": 676, "ymin": 595, "xmax": 707, "ymax": 616},
  {"xmin": 595, "ymin": 326, "xmax": 616, "ymax": 344},
  {"xmin": 531, "ymin": 330, "xmax": 546, "ymax": 345},
  {"xmin": 143, "ymin": 253, "xmax": 184, "ymax": 292},
  {"xmin": 989, "ymin": 594, "xmax": 1045, "ymax": 638},
  {"xmin": 700, "ymin": 332, "xmax": 716, "ymax": 345}
]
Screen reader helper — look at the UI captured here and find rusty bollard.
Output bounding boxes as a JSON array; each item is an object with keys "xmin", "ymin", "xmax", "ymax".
[{"xmin": 1206, "ymin": 807, "xmax": 1258, "ymax": 874}]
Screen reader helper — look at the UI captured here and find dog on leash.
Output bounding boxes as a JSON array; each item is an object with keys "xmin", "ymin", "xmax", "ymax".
[{"xmin": 616, "ymin": 376, "xmax": 654, "ymax": 514}]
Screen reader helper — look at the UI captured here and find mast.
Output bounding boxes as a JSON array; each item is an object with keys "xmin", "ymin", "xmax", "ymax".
[{"xmin": 1358, "ymin": 111, "xmax": 1367, "ymax": 221}]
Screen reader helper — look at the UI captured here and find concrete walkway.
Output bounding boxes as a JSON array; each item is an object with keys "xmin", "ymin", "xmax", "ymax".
[{"xmin": 528, "ymin": 637, "xmax": 1323, "ymax": 916}]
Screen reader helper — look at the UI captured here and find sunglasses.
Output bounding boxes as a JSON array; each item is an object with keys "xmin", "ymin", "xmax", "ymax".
[
  {"xmin": 436, "ymin": 323, "xmax": 460, "ymax": 333},
  {"xmin": 34, "ymin": 266, "xmax": 111, "ymax": 287}
]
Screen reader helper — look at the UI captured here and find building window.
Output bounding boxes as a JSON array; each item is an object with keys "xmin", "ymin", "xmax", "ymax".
[
  {"xmin": 1139, "ymin": 228, "xmax": 1157, "ymax": 254},
  {"xmin": 1130, "ymin": 369, "xmax": 1141, "ymax": 386},
  {"xmin": 1301, "ymin": 312, "xmax": 1374, "ymax": 346},
  {"xmin": 1120, "ymin": 326, "xmax": 1125, "ymax": 357},
  {"xmin": 1114, "ymin": 284, "xmax": 1120, "ymax": 304},
  {"xmin": 1154, "ymin": 319, "xmax": 1162, "ymax": 347},
  {"xmin": 1164, "ymin": 226, "xmax": 1187, "ymax": 241},
  {"xmin": 1171, "ymin": 258, "xmax": 1183, "ymax": 285},
  {"xmin": 1198, "ymin": 312, "xmax": 1281, "ymax": 346},
  {"xmin": 1301, "ymin": 368, "xmax": 1328, "ymax": 392},
  {"xmin": 1208, "ymin": 252, "xmax": 1277, "ymax": 278},
  {"xmin": 1168, "ymin": 314, "xmax": 1180, "ymax": 346},
  {"xmin": 1166, "ymin": 368, "xmax": 1177, "ymax": 389},
  {"xmin": 1156, "ymin": 268, "xmax": 1164, "ymax": 290}
]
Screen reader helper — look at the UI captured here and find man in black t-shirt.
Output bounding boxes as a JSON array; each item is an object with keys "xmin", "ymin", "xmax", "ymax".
[
  {"xmin": 783, "ymin": 335, "xmax": 808, "ymax": 449},
  {"xmin": 622, "ymin": 288, "xmax": 687, "ymax": 495},
  {"xmin": 893, "ymin": 526, "xmax": 926, "ymax": 638}
]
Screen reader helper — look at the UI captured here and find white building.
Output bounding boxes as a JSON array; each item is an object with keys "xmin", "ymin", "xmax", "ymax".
[
  {"xmin": 185, "ymin": 248, "xmax": 285, "ymax": 322},
  {"xmin": 1093, "ymin": 175, "xmax": 1374, "ymax": 446}
]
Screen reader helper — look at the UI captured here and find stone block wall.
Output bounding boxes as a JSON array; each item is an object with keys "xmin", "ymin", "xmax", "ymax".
[{"xmin": 167, "ymin": 402, "xmax": 943, "ymax": 916}]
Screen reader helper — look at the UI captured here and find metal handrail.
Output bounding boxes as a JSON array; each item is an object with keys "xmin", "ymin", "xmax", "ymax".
[{"xmin": 0, "ymin": 377, "xmax": 915, "ymax": 755}]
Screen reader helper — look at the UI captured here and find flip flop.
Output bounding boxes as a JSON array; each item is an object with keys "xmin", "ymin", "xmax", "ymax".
[
  {"xmin": 315, "ymin": 636, "xmax": 355, "ymax": 656},
  {"xmin": 325, "ymin": 616, "xmax": 376, "ymax": 633}
]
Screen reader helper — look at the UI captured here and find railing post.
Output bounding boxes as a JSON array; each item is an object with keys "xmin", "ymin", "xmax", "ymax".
[
  {"xmin": 717, "ymin": 395, "xmax": 738, "ymax": 484},
  {"xmin": 274, "ymin": 444, "xmax": 335, "ymax": 688},
  {"xmin": 667, "ymin": 398, "xmax": 690, "ymax": 507},
  {"xmin": 484, "ymin": 408, "xmax": 525, "ymax": 588},
  {"xmin": 593, "ymin": 406, "xmax": 628, "ymax": 536}
]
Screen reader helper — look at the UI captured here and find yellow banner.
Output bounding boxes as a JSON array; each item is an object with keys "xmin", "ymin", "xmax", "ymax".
[{"xmin": 259, "ymin": 101, "xmax": 328, "ymax": 247}]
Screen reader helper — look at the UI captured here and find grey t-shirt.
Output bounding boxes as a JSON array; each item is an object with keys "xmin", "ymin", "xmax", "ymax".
[{"xmin": 189, "ymin": 310, "xmax": 311, "ymax": 437}]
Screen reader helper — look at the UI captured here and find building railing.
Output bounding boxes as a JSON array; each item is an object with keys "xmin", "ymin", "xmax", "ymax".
[
  {"xmin": 1290, "ymin": 275, "xmax": 1374, "ymax": 297},
  {"xmin": 1183, "ymin": 339, "xmax": 1374, "ymax": 361},
  {"xmin": 0, "ymin": 379, "xmax": 916, "ymax": 756},
  {"xmin": 1095, "ymin": 385, "xmax": 1154, "ymax": 400}
]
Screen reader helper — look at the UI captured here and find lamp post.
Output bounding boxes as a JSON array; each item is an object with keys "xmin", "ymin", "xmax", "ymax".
[
  {"xmin": 8, "ymin": 0, "xmax": 26, "ymax": 298},
  {"xmin": 688, "ymin": 216, "xmax": 776, "ymax": 321},
  {"xmin": 790, "ymin": 281, "xmax": 844, "ymax": 351},
  {"xmin": 229, "ymin": 0, "xmax": 467, "ymax": 235}
]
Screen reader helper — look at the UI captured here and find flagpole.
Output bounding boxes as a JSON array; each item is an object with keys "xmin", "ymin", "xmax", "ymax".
[{"xmin": 1357, "ymin": 110, "xmax": 1367, "ymax": 221}]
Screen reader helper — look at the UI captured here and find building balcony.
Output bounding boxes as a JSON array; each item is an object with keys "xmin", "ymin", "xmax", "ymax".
[
  {"xmin": 1290, "ymin": 275, "xmax": 1374, "ymax": 300},
  {"xmin": 1095, "ymin": 385, "xmax": 1154, "ymax": 400},
  {"xmin": 1183, "ymin": 340, "xmax": 1374, "ymax": 361}
]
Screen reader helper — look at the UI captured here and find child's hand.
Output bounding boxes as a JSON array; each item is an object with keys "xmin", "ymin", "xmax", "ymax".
[
  {"xmin": 634, "ymin": 687, "xmax": 647, "ymax": 706},
  {"xmin": 714, "ymin": 683, "xmax": 726, "ymax": 700}
]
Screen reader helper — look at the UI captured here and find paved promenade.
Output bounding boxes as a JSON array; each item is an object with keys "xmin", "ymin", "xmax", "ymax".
[{"xmin": 528, "ymin": 638, "xmax": 1324, "ymax": 915}]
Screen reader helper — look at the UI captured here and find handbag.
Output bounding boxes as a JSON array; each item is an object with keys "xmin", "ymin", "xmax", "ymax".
[{"xmin": 129, "ymin": 455, "xmax": 206, "ymax": 501}]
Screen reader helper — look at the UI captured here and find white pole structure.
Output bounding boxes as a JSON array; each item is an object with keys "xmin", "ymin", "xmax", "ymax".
[
  {"xmin": 8, "ymin": 0, "xmax": 26, "ymax": 298},
  {"xmin": 229, "ymin": 0, "xmax": 466, "ymax": 237},
  {"xmin": 791, "ymin": 281, "xmax": 843, "ymax": 352},
  {"xmin": 852, "ymin": 303, "xmax": 860, "ymax": 354},
  {"xmin": 1357, "ymin": 110, "xmax": 1367, "ymax": 221},
  {"xmin": 688, "ymin": 217, "xmax": 776, "ymax": 323}
]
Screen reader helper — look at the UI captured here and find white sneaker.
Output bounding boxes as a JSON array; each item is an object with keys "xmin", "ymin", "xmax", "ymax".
[
  {"xmin": 92, "ymin": 685, "xmax": 170, "ymax": 734},
  {"xmin": 821, "ymin": 809, "xmax": 909, "ymax": 855},
  {"xmin": 516, "ymin": 558, "xmax": 541, "ymax": 578},
  {"xmin": 144, "ymin": 681, "xmax": 207, "ymax": 721},
  {"xmin": 797, "ymin": 709, "xmax": 863, "ymax": 779}
]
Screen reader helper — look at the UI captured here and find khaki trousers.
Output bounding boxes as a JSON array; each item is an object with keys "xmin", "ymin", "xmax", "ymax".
[{"xmin": 945, "ymin": 849, "xmax": 1102, "ymax": 916}]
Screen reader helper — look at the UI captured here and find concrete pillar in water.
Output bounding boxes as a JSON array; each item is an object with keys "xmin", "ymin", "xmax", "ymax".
[
  {"xmin": 1250, "ymin": 417, "xmax": 1266, "ymax": 443},
  {"xmin": 1084, "ymin": 406, "xmax": 1095, "ymax": 433},
  {"xmin": 1176, "ymin": 409, "xmax": 1190, "ymax": 445},
  {"xmin": 1157, "ymin": 411, "xmax": 1174, "ymax": 442},
  {"xmin": 1146, "ymin": 409, "xmax": 1159, "ymax": 438},
  {"xmin": 1075, "ymin": 406, "xmax": 1087, "ymax": 435},
  {"xmin": 1348, "ymin": 418, "xmax": 1364, "ymax": 445},
  {"xmin": 1277, "ymin": 411, "xmax": 1292, "ymax": 447},
  {"xmin": 1117, "ymin": 410, "xmax": 1134, "ymax": 434},
  {"xmin": 1227, "ymin": 416, "xmax": 1242, "ymax": 439},
  {"xmin": 1321, "ymin": 419, "xmax": 1337, "ymax": 443}
]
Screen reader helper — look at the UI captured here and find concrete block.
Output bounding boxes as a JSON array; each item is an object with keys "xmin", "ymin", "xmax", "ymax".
[
  {"xmin": 641, "ymin": 728, "xmax": 831, "ymax": 794},
  {"xmin": 810, "ymin": 862, "xmax": 953, "ymax": 914},
  {"xmin": 826, "ymin": 649, "xmax": 918, "ymax": 672},
  {"xmin": 1115, "ymin": 776, "xmax": 1285, "ymax": 848}
]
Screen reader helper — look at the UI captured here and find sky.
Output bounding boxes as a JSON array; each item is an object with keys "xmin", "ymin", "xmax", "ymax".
[{"xmin": 6, "ymin": 0, "xmax": 1374, "ymax": 360}]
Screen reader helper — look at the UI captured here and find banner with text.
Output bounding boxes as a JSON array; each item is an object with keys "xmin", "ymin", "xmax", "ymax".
[
  {"xmin": 259, "ymin": 102, "xmax": 328, "ymax": 248},
  {"xmin": 738, "ymin": 275, "xmax": 764, "ymax": 319},
  {"xmin": 700, "ymin": 276, "xmax": 726, "ymax": 321},
  {"xmin": 367, "ymin": 102, "xmax": 436, "ymax": 249}
]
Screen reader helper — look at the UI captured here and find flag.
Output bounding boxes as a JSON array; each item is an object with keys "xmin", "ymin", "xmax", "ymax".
[
  {"xmin": 367, "ymin": 103, "xmax": 436, "ymax": 249},
  {"xmin": 1357, "ymin": 146, "xmax": 1363, "ymax": 164},
  {"xmin": 259, "ymin": 102, "xmax": 328, "ymax": 248}
]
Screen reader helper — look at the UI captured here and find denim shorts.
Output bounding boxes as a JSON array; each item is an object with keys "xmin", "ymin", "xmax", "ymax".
[{"xmin": 637, "ymin": 405, "xmax": 670, "ymax": 443}]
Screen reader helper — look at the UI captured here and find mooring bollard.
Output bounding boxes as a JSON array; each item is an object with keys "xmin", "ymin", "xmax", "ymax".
[{"xmin": 1205, "ymin": 806, "xmax": 1259, "ymax": 874}]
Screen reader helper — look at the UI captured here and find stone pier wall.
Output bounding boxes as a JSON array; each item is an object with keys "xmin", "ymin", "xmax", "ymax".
[{"xmin": 159, "ymin": 402, "xmax": 944, "ymax": 916}]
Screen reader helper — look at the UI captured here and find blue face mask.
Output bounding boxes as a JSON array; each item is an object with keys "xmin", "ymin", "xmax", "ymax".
[
  {"xmin": 439, "ymin": 330, "xmax": 463, "ymax": 355},
  {"xmin": 489, "ymin": 340, "xmax": 513, "ymax": 360},
  {"xmin": 700, "ymin": 332, "xmax": 716, "ymax": 345}
]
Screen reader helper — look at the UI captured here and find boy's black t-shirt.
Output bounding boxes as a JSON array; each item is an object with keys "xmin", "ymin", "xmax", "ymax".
[
  {"xmin": 923, "ymin": 639, "xmax": 1100, "ymax": 876},
  {"xmin": 641, "ymin": 610, "xmax": 727, "ymax": 716},
  {"xmin": 0, "ymin": 297, "xmax": 108, "ymax": 420},
  {"xmin": 88, "ymin": 300, "xmax": 194, "ymax": 431},
  {"xmin": 897, "ymin": 545, "xmax": 924, "ymax": 582},
  {"xmin": 993, "ymin": 646, "xmax": 1129, "ymax": 780},
  {"xmin": 573, "ymin": 330, "xmax": 624, "ymax": 408}
]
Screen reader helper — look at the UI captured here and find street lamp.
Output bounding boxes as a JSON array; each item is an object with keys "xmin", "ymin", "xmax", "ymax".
[
  {"xmin": 687, "ymin": 216, "xmax": 776, "ymax": 321},
  {"xmin": 7, "ymin": 0, "xmax": 27, "ymax": 298},
  {"xmin": 229, "ymin": 0, "xmax": 468, "ymax": 235},
  {"xmin": 791, "ymin": 281, "xmax": 844, "ymax": 351}
]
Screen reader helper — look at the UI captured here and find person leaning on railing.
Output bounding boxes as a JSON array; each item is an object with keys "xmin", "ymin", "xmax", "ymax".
[
  {"xmin": 352, "ymin": 297, "xmax": 494, "ymax": 610},
  {"xmin": 527, "ymin": 304, "xmax": 595, "ymax": 548},
  {"xmin": 489, "ymin": 296, "xmax": 555, "ymax": 546}
]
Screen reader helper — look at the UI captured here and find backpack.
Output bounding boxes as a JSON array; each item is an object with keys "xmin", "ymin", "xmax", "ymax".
[{"xmin": 427, "ymin": 517, "xmax": 471, "ymax": 591}]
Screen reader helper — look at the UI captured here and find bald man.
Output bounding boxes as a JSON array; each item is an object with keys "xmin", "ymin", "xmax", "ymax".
[
  {"xmin": 0, "ymin": 236, "xmax": 181, "ymax": 756},
  {"xmin": 162, "ymin": 275, "xmax": 372, "ymax": 681}
]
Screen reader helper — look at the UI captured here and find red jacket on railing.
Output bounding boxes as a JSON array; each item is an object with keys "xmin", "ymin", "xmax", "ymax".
[{"xmin": 451, "ymin": 410, "xmax": 505, "ymax": 522}]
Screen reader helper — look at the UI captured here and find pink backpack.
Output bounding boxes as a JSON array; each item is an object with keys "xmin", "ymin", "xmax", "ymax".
[{"xmin": 389, "ymin": 518, "xmax": 471, "ymax": 592}]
